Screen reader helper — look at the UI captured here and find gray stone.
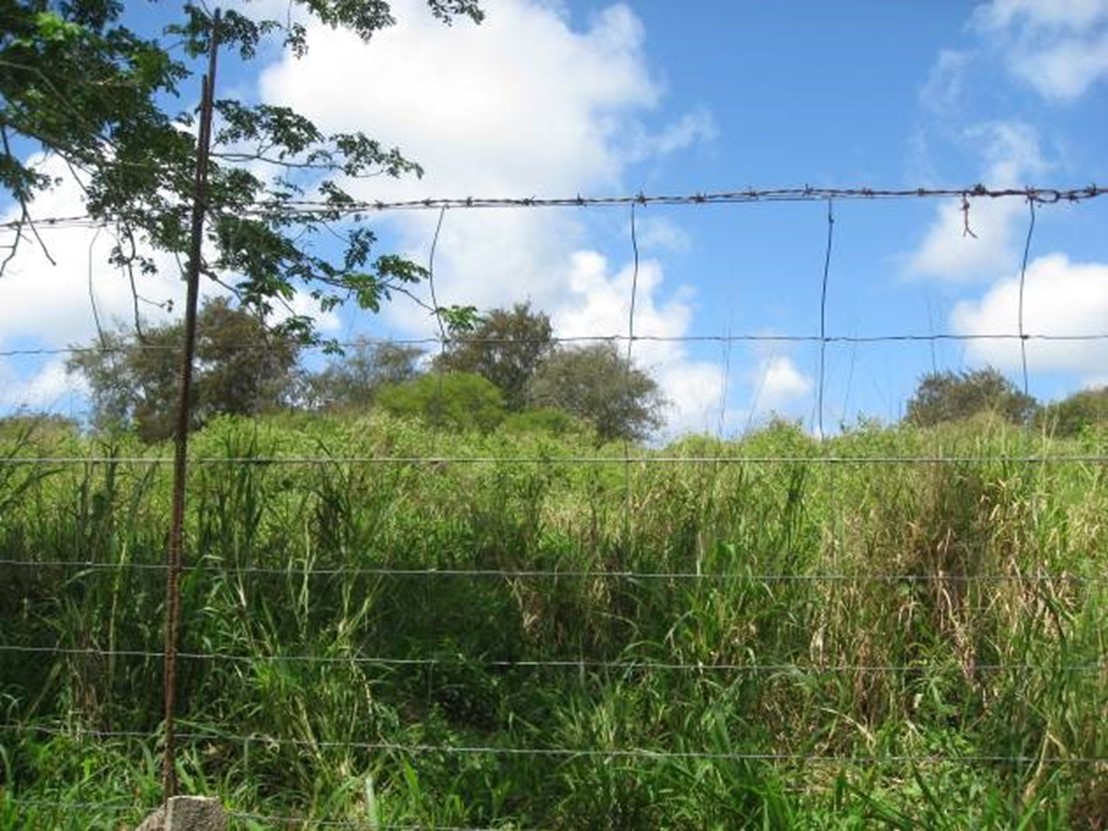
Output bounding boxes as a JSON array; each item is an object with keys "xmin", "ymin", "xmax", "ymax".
[
  {"xmin": 136, "ymin": 797, "xmax": 227, "ymax": 831},
  {"xmin": 135, "ymin": 805, "xmax": 165, "ymax": 831}
]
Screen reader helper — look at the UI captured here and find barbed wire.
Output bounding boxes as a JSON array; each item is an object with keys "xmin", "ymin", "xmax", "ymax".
[
  {"xmin": 2, "ymin": 184, "xmax": 1103, "ymax": 235},
  {"xmin": 244, "ymin": 184, "xmax": 1107, "ymax": 214}
]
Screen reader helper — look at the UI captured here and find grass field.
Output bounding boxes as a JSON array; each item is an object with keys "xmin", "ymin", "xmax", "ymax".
[{"xmin": 1, "ymin": 413, "xmax": 1106, "ymax": 829}]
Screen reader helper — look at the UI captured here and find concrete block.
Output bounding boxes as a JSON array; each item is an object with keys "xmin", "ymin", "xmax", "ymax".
[{"xmin": 136, "ymin": 796, "xmax": 227, "ymax": 831}]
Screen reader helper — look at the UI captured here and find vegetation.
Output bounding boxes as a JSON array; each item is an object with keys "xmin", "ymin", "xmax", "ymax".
[
  {"xmin": 67, "ymin": 297, "xmax": 303, "ymax": 441},
  {"xmin": 2, "ymin": 413, "xmax": 1106, "ymax": 829},
  {"xmin": 1039, "ymin": 386, "xmax": 1108, "ymax": 437},
  {"xmin": 308, "ymin": 339, "xmax": 425, "ymax": 411},
  {"xmin": 0, "ymin": 0, "xmax": 483, "ymax": 343},
  {"xmin": 66, "ymin": 301, "xmax": 667, "ymax": 445},
  {"xmin": 905, "ymin": 367, "xmax": 1038, "ymax": 428},
  {"xmin": 434, "ymin": 302, "xmax": 554, "ymax": 411},
  {"xmin": 530, "ymin": 342, "xmax": 665, "ymax": 443},
  {"xmin": 375, "ymin": 371, "xmax": 506, "ymax": 433},
  {"xmin": 8, "ymin": 6, "xmax": 1105, "ymax": 824}
]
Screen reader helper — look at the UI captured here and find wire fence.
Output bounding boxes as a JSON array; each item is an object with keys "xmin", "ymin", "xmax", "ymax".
[{"xmin": 3, "ymin": 183, "xmax": 1108, "ymax": 828}]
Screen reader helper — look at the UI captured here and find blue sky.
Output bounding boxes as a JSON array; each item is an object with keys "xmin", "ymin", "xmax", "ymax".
[{"xmin": 2, "ymin": 0, "xmax": 1107, "ymax": 436}]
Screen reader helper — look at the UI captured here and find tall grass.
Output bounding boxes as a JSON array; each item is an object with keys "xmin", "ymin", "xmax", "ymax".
[{"xmin": 1, "ymin": 413, "xmax": 1106, "ymax": 828}]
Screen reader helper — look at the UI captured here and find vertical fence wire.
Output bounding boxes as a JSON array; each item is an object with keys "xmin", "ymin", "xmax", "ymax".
[
  {"xmin": 816, "ymin": 198, "xmax": 835, "ymax": 438},
  {"xmin": 1018, "ymin": 198, "xmax": 1037, "ymax": 399},
  {"xmin": 623, "ymin": 201, "xmax": 642, "ymax": 543}
]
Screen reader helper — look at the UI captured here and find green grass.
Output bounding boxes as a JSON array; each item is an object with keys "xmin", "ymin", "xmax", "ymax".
[{"xmin": 1, "ymin": 412, "xmax": 1106, "ymax": 828}]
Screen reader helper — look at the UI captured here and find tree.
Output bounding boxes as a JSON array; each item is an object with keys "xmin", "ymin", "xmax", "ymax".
[
  {"xmin": 67, "ymin": 297, "xmax": 302, "ymax": 440},
  {"xmin": 307, "ymin": 338, "xmax": 424, "ymax": 410},
  {"xmin": 435, "ymin": 303, "xmax": 554, "ymax": 410},
  {"xmin": 376, "ymin": 372, "xmax": 505, "ymax": 433},
  {"xmin": 1, "ymin": 1, "xmax": 483, "ymax": 343},
  {"xmin": 905, "ymin": 367, "xmax": 1039, "ymax": 428},
  {"xmin": 528, "ymin": 343, "xmax": 665, "ymax": 443},
  {"xmin": 0, "ymin": 409, "xmax": 78, "ymax": 442},
  {"xmin": 1038, "ymin": 387, "xmax": 1108, "ymax": 437}
]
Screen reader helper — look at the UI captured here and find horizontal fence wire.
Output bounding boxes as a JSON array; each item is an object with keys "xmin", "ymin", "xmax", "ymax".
[
  {"xmin": 248, "ymin": 184, "xmax": 1108, "ymax": 212},
  {"xmin": 3, "ymin": 724, "xmax": 1104, "ymax": 765},
  {"xmin": 1, "ymin": 559, "xmax": 1101, "ymax": 583},
  {"xmin": 3, "ymin": 454, "xmax": 1108, "ymax": 466},
  {"xmin": 6, "ymin": 331, "xmax": 1108, "ymax": 359},
  {"xmin": 2, "ymin": 184, "xmax": 1103, "ymax": 236},
  {"xmin": 2, "ymin": 644, "xmax": 1103, "ymax": 675}
]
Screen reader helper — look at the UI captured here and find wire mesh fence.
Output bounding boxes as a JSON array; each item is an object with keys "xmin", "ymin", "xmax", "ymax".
[{"xmin": 3, "ymin": 184, "xmax": 1108, "ymax": 828}]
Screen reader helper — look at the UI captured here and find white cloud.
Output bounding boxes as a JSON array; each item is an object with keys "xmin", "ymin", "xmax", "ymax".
[
  {"xmin": 0, "ymin": 158, "xmax": 185, "ymax": 347},
  {"xmin": 758, "ymin": 355, "xmax": 813, "ymax": 412},
  {"xmin": 951, "ymin": 253, "xmax": 1108, "ymax": 379},
  {"xmin": 259, "ymin": 1, "xmax": 662, "ymax": 197},
  {"xmin": 0, "ymin": 359, "xmax": 88, "ymax": 411},
  {"xmin": 974, "ymin": 0, "xmax": 1108, "ymax": 34},
  {"xmin": 633, "ymin": 216, "xmax": 691, "ymax": 253},
  {"xmin": 972, "ymin": 0, "xmax": 1108, "ymax": 101},
  {"xmin": 552, "ymin": 250, "xmax": 722, "ymax": 436},
  {"xmin": 257, "ymin": 0, "xmax": 715, "ymax": 434},
  {"xmin": 730, "ymin": 351, "xmax": 814, "ymax": 434},
  {"xmin": 920, "ymin": 49, "xmax": 972, "ymax": 115},
  {"xmin": 624, "ymin": 109, "xmax": 717, "ymax": 161},
  {"xmin": 903, "ymin": 122, "xmax": 1049, "ymax": 282}
]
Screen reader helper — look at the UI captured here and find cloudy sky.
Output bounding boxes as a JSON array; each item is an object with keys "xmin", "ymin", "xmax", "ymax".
[{"xmin": 2, "ymin": 0, "xmax": 1107, "ymax": 435}]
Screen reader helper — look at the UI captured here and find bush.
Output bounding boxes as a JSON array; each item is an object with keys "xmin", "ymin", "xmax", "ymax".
[
  {"xmin": 905, "ymin": 367, "xmax": 1038, "ymax": 427},
  {"xmin": 1038, "ymin": 387, "xmax": 1108, "ymax": 437},
  {"xmin": 375, "ymin": 372, "xmax": 506, "ymax": 433}
]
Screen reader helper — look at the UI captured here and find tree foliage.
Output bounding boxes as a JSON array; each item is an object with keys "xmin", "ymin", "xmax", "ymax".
[
  {"xmin": 376, "ymin": 372, "xmax": 505, "ymax": 433},
  {"xmin": 435, "ymin": 303, "xmax": 554, "ymax": 411},
  {"xmin": 67, "ymin": 297, "xmax": 302, "ymax": 441},
  {"xmin": 905, "ymin": 368, "xmax": 1038, "ymax": 428},
  {"xmin": 0, "ymin": 1, "xmax": 482, "ymax": 343},
  {"xmin": 1038, "ymin": 387, "xmax": 1108, "ymax": 437},
  {"xmin": 529, "ymin": 343, "xmax": 665, "ymax": 443},
  {"xmin": 307, "ymin": 338, "xmax": 424, "ymax": 410}
]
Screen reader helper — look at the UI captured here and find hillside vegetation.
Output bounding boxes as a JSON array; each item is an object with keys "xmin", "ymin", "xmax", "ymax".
[{"xmin": 1, "ymin": 414, "xmax": 1107, "ymax": 829}]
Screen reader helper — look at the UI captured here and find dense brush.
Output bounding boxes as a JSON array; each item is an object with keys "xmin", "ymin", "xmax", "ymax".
[{"xmin": 1, "ymin": 413, "xmax": 1105, "ymax": 828}]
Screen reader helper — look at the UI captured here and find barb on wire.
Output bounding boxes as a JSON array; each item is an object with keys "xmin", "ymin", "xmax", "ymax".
[{"xmin": 961, "ymin": 193, "xmax": 978, "ymax": 239}]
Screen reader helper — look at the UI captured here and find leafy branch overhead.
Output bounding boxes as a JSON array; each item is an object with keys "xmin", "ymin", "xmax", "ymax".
[{"xmin": 0, "ymin": 0, "xmax": 483, "ymax": 342}]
